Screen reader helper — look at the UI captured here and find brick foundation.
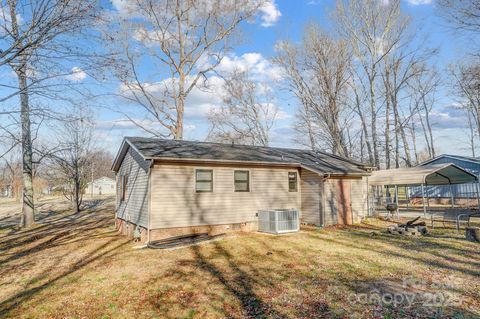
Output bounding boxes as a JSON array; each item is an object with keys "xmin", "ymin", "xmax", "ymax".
[
  {"xmin": 115, "ymin": 218, "xmax": 149, "ymax": 242},
  {"xmin": 115, "ymin": 217, "xmax": 258, "ymax": 243}
]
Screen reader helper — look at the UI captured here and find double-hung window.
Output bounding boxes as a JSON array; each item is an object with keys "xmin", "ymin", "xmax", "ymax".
[
  {"xmin": 234, "ymin": 170, "xmax": 250, "ymax": 192},
  {"xmin": 288, "ymin": 172, "xmax": 298, "ymax": 192},
  {"xmin": 195, "ymin": 169, "xmax": 213, "ymax": 192}
]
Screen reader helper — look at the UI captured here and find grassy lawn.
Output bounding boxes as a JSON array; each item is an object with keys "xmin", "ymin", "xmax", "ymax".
[{"xmin": 0, "ymin": 199, "xmax": 479, "ymax": 319}]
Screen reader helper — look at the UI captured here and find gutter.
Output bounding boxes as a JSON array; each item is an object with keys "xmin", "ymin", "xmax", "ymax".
[
  {"xmin": 147, "ymin": 158, "xmax": 371, "ymax": 177},
  {"xmin": 146, "ymin": 156, "xmax": 300, "ymax": 168},
  {"xmin": 147, "ymin": 160, "xmax": 153, "ymax": 244}
]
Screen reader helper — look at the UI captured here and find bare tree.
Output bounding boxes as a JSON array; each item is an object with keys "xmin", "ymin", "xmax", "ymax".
[
  {"xmin": 1, "ymin": 0, "xmax": 98, "ymax": 227},
  {"xmin": 48, "ymin": 117, "xmax": 95, "ymax": 213},
  {"xmin": 465, "ymin": 107, "xmax": 477, "ymax": 157},
  {"xmin": 0, "ymin": 150, "xmax": 22, "ymax": 200},
  {"xmin": 409, "ymin": 66, "xmax": 441, "ymax": 159},
  {"xmin": 89, "ymin": 150, "xmax": 115, "ymax": 180},
  {"xmin": 206, "ymin": 70, "xmax": 277, "ymax": 146},
  {"xmin": 451, "ymin": 61, "xmax": 480, "ymax": 144},
  {"xmin": 438, "ymin": 1, "xmax": 480, "ymax": 57},
  {"xmin": 106, "ymin": 0, "xmax": 265, "ymax": 139},
  {"xmin": 333, "ymin": 0, "xmax": 409, "ymax": 167},
  {"xmin": 274, "ymin": 23, "xmax": 352, "ymax": 156},
  {"xmin": 437, "ymin": 0, "xmax": 480, "ymax": 34},
  {"xmin": 381, "ymin": 43, "xmax": 436, "ymax": 167}
]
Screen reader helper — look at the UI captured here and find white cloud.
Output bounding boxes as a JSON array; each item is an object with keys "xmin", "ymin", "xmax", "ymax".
[
  {"xmin": 65, "ymin": 67, "xmax": 87, "ymax": 82},
  {"xmin": 111, "ymin": 0, "xmax": 281, "ymax": 28},
  {"xmin": 115, "ymin": 51, "xmax": 290, "ymax": 139},
  {"xmin": 419, "ymin": 104, "xmax": 469, "ymax": 129},
  {"xmin": 217, "ymin": 52, "xmax": 284, "ymax": 82},
  {"xmin": 110, "ymin": 0, "xmax": 138, "ymax": 15},
  {"xmin": 406, "ymin": 0, "xmax": 433, "ymax": 5},
  {"xmin": 259, "ymin": 0, "xmax": 281, "ymax": 27}
]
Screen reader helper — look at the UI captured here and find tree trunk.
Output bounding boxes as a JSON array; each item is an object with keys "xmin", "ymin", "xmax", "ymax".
[
  {"xmin": 467, "ymin": 110, "xmax": 476, "ymax": 157},
  {"xmin": 393, "ymin": 106, "xmax": 400, "ymax": 168},
  {"xmin": 385, "ymin": 96, "xmax": 391, "ymax": 169},
  {"xmin": 74, "ymin": 179, "xmax": 81, "ymax": 213},
  {"xmin": 370, "ymin": 82, "xmax": 380, "ymax": 169},
  {"xmin": 410, "ymin": 124, "xmax": 419, "ymax": 164},
  {"xmin": 423, "ymin": 96, "xmax": 435, "ymax": 158},
  {"xmin": 384, "ymin": 66, "xmax": 391, "ymax": 169},
  {"xmin": 400, "ymin": 124, "xmax": 412, "ymax": 167},
  {"xmin": 355, "ymin": 93, "xmax": 373, "ymax": 165},
  {"xmin": 17, "ymin": 63, "xmax": 35, "ymax": 227},
  {"xmin": 306, "ymin": 110, "xmax": 316, "ymax": 150},
  {"xmin": 418, "ymin": 107, "xmax": 432, "ymax": 158},
  {"xmin": 176, "ymin": 96, "xmax": 184, "ymax": 140}
]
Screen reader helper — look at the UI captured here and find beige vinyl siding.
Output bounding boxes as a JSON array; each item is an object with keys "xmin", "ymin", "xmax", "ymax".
[
  {"xmin": 323, "ymin": 179, "xmax": 338, "ymax": 226},
  {"xmin": 322, "ymin": 177, "xmax": 368, "ymax": 225},
  {"xmin": 350, "ymin": 177, "xmax": 368, "ymax": 223},
  {"xmin": 149, "ymin": 163, "xmax": 301, "ymax": 229},
  {"xmin": 300, "ymin": 168, "xmax": 323, "ymax": 225},
  {"xmin": 116, "ymin": 147, "xmax": 150, "ymax": 228}
]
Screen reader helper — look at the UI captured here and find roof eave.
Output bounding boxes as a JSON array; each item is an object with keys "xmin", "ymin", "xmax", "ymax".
[
  {"xmin": 149, "ymin": 156, "xmax": 301, "ymax": 168},
  {"xmin": 111, "ymin": 138, "xmax": 148, "ymax": 172},
  {"xmin": 148, "ymin": 157, "xmax": 369, "ymax": 176}
]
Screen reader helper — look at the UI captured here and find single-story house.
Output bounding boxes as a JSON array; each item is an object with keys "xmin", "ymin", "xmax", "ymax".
[
  {"xmin": 85, "ymin": 176, "xmax": 116, "ymax": 195},
  {"xmin": 111, "ymin": 137, "xmax": 372, "ymax": 242}
]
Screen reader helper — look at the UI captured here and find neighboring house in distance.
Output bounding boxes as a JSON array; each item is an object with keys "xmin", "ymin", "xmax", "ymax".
[
  {"xmin": 111, "ymin": 137, "xmax": 372, "ymax": 242},
  {"xmin": 416, "ymin": 154, "xmax": 480, "ymax": 198},
  {"xmin": 85, "ymin": 177, "xmax": 116, "ymax": 195}
]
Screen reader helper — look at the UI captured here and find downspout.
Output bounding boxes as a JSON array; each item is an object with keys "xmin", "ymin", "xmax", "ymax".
[
  {"xmin": 320, "ymin": 173, "xmax": 331, "ymax": 227},
  {"xmin": 147, "ymin": 160, "xmax": 153, "ymax": 244}
]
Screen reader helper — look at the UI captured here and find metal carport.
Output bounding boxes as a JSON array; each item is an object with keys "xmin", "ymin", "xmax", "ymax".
[{"xmin": 368, "ymin": 163, "xmax": 480, "ymax": 217}]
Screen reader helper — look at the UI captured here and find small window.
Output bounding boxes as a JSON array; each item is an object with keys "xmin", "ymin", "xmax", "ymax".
[
  {"xmin": 288, "ymin": 172, "xmax": 298, "ymax": 192},
  {"xmin": 196, "ymin": 169, "xmax": 213, "ymax": 192},
  {"xmin": 234, "ymin": 170, "xmax": 250, "ymax": 192}
]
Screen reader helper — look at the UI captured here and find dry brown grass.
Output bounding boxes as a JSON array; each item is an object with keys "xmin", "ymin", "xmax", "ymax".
[{"xmin": 0, "ymin": 200, "xmax": 479, "ymax": 319}]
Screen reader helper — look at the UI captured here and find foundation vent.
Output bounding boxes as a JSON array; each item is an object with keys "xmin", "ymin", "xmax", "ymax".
[{"xmin": 258, "ymin": 209, "xmax": 299, "ymax": 234}]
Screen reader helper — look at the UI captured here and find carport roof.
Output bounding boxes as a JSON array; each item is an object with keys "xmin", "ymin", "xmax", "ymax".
[{"xmin": 368, "ymin": 163, "xmax": 478, "ymax": 186}]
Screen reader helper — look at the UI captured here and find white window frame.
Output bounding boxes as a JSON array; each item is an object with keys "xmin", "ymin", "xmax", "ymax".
[
  {"xmin": 233, "ymin": 169, "xmax": 251, "ymax": 192},
  {"xmin": 288, "ymin": 171, "xmax": 298, "ymax": 192},
  {"xmin": 195, "ymin": 168, "xmax": 214, "ymax": 193}
]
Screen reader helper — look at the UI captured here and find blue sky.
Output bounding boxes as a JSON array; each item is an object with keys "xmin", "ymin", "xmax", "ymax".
[
  {"xmin": 91, "ymin": 0, "xmax": 477, "ymax": 157},
  {"xmin": 1, "ymin": 0, "xmax": 477, "ymax": 157}
]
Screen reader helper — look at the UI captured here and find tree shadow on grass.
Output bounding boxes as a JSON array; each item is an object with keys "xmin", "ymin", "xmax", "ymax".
[
  {"xmin": 0, "ymin": 199, "xmax": 115, "ymax": 257},
  {"xmin": 189, "ymin": 241, "xmax": 282, "ymax": 318},
  {"xmin": 183, "ymin": 238, "xmax": 335, "ymax": 319},
  {"xmin": 0, "ymin": 238, "xmax": 128, "ymax": 317},
  {"xmin": 304, "ymin": 229, "xmax": 480, "ymax": 277},
  {"xmin": 0, "ymin": 199, "xmax": 128, "ymax": 317}
]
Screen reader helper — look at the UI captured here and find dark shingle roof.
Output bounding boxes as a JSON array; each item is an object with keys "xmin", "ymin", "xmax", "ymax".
[{"xmin": 115, "ymin": 137, "xmax": 370, "ymax": 176}]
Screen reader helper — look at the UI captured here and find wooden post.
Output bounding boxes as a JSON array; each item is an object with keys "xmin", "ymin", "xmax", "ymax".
[
  {"xmin": 394, "ymin": 185, "xmax": 399, "ymax": 219},
  {"xmin": 421, "ymin": 184, "xmax": 427, "ymax": 218},
  {"xmin": 406, "ymin": 186, "xmax": 409, "ymax": 208}
]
